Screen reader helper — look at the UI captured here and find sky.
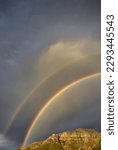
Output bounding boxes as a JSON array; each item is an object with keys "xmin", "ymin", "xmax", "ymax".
[{"xmin": 0, "ymin": 0, "xmax": 101, "ymax": 149}]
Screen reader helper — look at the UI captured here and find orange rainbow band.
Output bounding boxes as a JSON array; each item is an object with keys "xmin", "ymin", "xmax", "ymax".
[{"xmin": 22, "ymin": 72, "xmax": 101, "ymax": 146}]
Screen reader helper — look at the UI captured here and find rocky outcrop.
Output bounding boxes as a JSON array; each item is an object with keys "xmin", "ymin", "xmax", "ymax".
[{"xmin": 18, "ymin": 129, "xmax": 101, "ymax": 150}]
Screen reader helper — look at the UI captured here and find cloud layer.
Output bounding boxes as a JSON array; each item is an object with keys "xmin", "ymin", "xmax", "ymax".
[{"xmin": 0, "ymin": 133, "xmax": 17, "ymax": 150}]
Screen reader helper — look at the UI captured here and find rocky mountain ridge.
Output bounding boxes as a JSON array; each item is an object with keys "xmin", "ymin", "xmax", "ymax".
[{"xmin": 18, "ymin": 128, "xmax": 101, "ymax": 150}]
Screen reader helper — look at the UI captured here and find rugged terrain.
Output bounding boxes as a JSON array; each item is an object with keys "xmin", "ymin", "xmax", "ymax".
[{"xmin": 18, "ymin": 129, "xmax": 101, "ymax": 150}]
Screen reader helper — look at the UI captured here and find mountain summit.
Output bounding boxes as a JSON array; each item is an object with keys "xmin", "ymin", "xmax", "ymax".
[{"xmin": 18, "ymin": 129, "xmax": 101, "ymax": 150}]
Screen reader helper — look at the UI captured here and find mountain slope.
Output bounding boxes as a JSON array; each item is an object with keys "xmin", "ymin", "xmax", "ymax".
[{"xmin": 18, "ymin": 129, "xmax": 101, "ymax": 150}]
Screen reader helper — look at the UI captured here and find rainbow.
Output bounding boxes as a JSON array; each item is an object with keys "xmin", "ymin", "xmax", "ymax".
[
  {"xmin": 5, "ymin": 60, "xmax": 78, "ymax": 133},
  {"xmin": 22, "ymin": 72, "xmax": 100, "ymax": 146}
]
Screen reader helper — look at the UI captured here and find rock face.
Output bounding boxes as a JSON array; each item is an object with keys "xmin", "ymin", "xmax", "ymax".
[{"xmin": 18, "ymin": 129, "xmax": 101, "ymax": 150}]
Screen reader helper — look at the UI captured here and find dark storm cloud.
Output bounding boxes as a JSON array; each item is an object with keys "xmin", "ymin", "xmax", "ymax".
[
  {"xmin": 0, "ymin": 0, "xmax": 100, "ymax": 149},
  {"xmin": 0, "ymin": 0, "xmax": 100, "ymax": 57},
  {"xmin": 0, "ymin": 133, "xmax": 17, "ymax": 150}
]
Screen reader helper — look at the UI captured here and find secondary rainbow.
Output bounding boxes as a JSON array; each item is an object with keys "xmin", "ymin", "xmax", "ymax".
[{"xmin": 5, "ymin": 60, "xmax": 78, "ymax": 133}]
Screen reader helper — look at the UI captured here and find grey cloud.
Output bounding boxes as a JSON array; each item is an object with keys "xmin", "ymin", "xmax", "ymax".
[{"xmin": 0, "ymin": 133, "xmax": 17, "ymax": 150}]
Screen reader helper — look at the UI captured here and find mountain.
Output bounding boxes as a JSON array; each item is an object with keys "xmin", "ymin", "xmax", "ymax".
[{"xmin": 17, "ymin": 129, "xmax": 101, "ymax": 150}]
